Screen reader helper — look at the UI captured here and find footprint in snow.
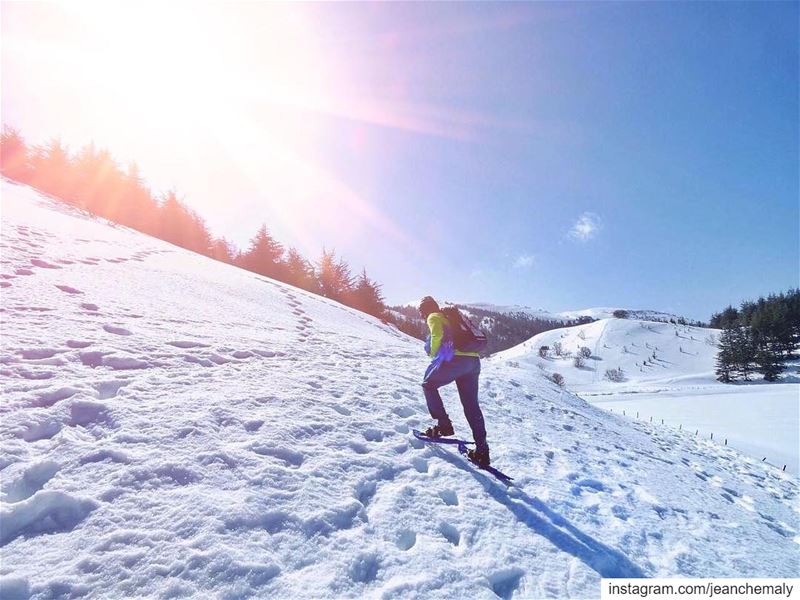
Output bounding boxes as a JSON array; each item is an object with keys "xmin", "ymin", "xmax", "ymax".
[
  {"xmin": 103, "ymin": 325, "xmax": 132, "ymax": 336},
  {"xmin": 396, "ymin": 530, "xmax": 417, "ymax": 551},
  {"xmin": 439, "ymin": 522, "xmax": 461, "ymax": 546},
  {"xmin": 349, "ymin": 553, "xmax": 380, "ymax": 584},
  {"xmin": 354, "ymin": 480, "xmax": 377, "ymax": 507},
  {"xmin": 392, "ymin": 406, "xmax": 416, "ymax": 419},
  {"xmin": 66, "ymin": 340, "xmax": 93, "ymax": 349},
  {"xmin": 570, "ymin": 478, "xmax": 609, "ymax": 495},
  {"xmin": 167, "ymin": 340, "xmax": 209, "ymax": 349},
  {"xmin": 55, "ymin": 285, "xmax": 82, "ymax": 295},
  {"xmin": 438, "ymin": 489, "xmax": 459, "ymax": 506},
  {"xmin": 412, "ymin": 457, "xmax": 428, "ymax": 473},
  {"xmin": 19, "ymin": 348, "xmax": 59, "ymax": 360},
  {"xmin": 349, "ymin": 442, "xmax": 370, "ymax": 455},
  {"xmin": 0, "ymin": 490, "xmax": 97, "ymax": 546},
  {"xmin": 94, "ymin": 380, "xmax": 129, "ymax": 400},
  {"xmin": 488, "ymin": 568, "xmax": 525, "ymax": 600},
  {"xmin": 252, "ymin": 446, "xmax": 304, "ymax": 468},
  {"xmin": 31, "ymin": 259, "xmax": 62, "ymax": 269},
  {"xmin": 244, "ymin": 420, "xmax": 264, "ymax": 432},
  {"xmin": 18, "ymin": 370, "xmax": 54, "ymax": 380},
  {"xmin": 33, "ymin": 387, "xmax": 79, "ymax": 408},
  {"xmin": 363, "ymin": 428, "xmax": 384, "ymax": 442},
  {"xmin": 2, "ymin": 460, "xmax": 60, "ymax": 503}
]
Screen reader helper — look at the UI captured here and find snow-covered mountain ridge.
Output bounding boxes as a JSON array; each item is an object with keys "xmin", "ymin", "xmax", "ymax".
[
  {"xmin": 466, "ymin": 303, "xmax": 699, "ymax": 327},
  {"xmin": 1, "ymin": 180, "xmax": 797, "ymax": 599}
]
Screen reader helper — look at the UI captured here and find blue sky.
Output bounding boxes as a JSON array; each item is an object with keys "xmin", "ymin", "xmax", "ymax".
[{"xmin": 3, "ymin": 2, "xmax": 797, "ymax": 321}]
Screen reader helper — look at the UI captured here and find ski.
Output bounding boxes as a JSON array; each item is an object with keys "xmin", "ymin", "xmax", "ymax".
[
  {"xmin": 412, "ymin": 429, "xmax": 473, "ymax": 447},
  {"xmin": 412, "ymin": 429, "xmax": 514, "ymax": 485}
]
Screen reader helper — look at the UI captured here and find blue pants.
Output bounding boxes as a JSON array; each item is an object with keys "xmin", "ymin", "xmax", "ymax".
[{"xmin": 422, "ymin": 356, "xmax": 488, "ymax": 452}]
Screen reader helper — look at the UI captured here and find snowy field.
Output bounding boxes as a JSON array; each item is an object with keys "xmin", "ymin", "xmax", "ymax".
[
  {"xmin": 495, "ymin": 317, "xmax": 800, "ymax": 479},
  {"xmin": 585, "ymin": 386, "xmax": 800, "ymax": 476},
  {"xmin": 1, "ymin": 179, "xmax": 798, "ymax": 599}
]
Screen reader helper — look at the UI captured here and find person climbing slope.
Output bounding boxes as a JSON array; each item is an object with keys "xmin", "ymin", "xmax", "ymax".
[{"xmin": 418, "ymin": 296, "xmax": 491, "ymax": 467}]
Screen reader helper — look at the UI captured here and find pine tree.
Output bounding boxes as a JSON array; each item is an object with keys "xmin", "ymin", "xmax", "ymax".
[
  {"xmin": 351, "ymin": 268, "xmax": 386, "ymax": 318},
  {"xmin": 159, "ymin": 190, "xmax": 192, "ymax": 248},
  {"xmin": 209, "ymin": 238, "xmax": 237, "ymax": 264},
  {"xmin": 117, "ymin": 162, "xmax": 160, "ymax": 235},
  {"xmin": 754, "ymin": 340, "xmax": 784, "ymax": 381},
  {"xmin": 710, "ymin": 306, "xmax": 740, "ymax": 329},
  {"xmin": 732, "ymin": 326, "xmax": 756, "ymax": 381},
  {"xmin": 285, "ymin": 247, "xmax": 317, "ymax": 292},
  {"xmin": 316, "ymin": 249, "xmax": 353, "ymax": 302},
  {"xmin": 30, "ymin": 138, "xmax": 73, "ymax": 200},
  {"xmin": 0, "ymin": 126, "xmax": 31, "ymax": 182},
  {"xmin": 715, "ymin": 326, "xmax": 736, "ymax": 383},
  {"xmin": 239, "ymin": 224, "xmax": 285, "ymax": 280}
]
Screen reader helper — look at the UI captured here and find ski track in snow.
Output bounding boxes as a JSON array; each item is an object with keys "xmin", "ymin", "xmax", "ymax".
[{"xmin": 0, "ymin": 180, "xmax": 798, "ymax": 599}]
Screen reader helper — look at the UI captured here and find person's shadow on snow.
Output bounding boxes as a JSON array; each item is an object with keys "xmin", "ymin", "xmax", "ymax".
[{"xmin": 428, "ymin": 446, "xmax": 646, "ymax": 579}]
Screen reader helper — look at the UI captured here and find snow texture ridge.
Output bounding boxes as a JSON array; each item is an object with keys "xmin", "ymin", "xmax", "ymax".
[{"xmin": 1, "ymin": 179, "xmax": 798, "ymax": 599}]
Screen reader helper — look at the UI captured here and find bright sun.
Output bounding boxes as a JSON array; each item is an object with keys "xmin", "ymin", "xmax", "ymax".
[{"xmin": 60, "ymin": 2, "xmax": 329, "ymax": 137}]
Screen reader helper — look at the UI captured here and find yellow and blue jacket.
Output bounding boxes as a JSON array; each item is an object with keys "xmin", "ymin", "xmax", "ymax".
[{"xmin": 425, "ymin": 312, "xmax": 480, "ymax": 364}]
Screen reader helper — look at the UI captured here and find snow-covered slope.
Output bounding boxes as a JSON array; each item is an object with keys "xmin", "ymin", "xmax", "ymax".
[
  {"xmin": 496, "ymin": 318, "xmax": 720, "ymax": 393},
  {"xmin": 1, "ymin": 180, "xmax": 798, "ymax": 599}
]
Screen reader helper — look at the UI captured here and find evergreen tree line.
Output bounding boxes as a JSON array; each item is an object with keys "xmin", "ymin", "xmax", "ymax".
[
  {"xmin": 389, "ymin": 303, "xmax": 595, "ymax": 355},
  {"xmin": 710, "ymin": 289, "xmax": 800, "ymax": 382},
  {"xmin": 0, "ymin": 127, "xmax": 387, "ymax": 319}
]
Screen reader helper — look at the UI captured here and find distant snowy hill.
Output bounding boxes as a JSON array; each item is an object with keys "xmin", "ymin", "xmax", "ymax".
[
  {"xmin": 1, "ymin": 180, "xmax": 797, "ymax": 599},
  {"xmin": 495, "ymin": 318, "xmax": 720, "ymax": 393},
  {"xmin": 467, "ymin": 303, "xmax": 699, "ymax": 326}
]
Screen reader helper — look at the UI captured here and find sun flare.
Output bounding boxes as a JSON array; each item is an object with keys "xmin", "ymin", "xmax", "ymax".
[
  {"xmin": 56, "ymin": 2, "xmax": 328, "ymax": 136},
  {"xmin": 4, "ymin": 1, "xmax": 425, "ymax": 256}
]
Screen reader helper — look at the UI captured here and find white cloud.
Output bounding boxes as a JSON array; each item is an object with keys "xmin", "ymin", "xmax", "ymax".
[
  {"xmin": 513, "ymin": 254, "xmax": 536, "ymax": 269},
  {"xmin": 568, "ymin": 212, "xmax": 602, "ymax": 242}
]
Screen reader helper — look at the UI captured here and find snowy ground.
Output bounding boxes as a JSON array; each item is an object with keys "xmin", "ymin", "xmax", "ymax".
[
  {"xmin": 588, "ymin": 386, "xmax": 800, "ymax": 476},
  {"xmin": 496, "ymin": 318, "xmax": 800, "ymax": 478},
  {"xmin": 1, "ymin": 179, "xmax": 798, "ymax": 599}
]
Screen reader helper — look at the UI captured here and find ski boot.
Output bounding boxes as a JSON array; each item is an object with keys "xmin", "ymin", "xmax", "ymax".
[
  {"xmin": 467, "ymin": 447, "xmax": 491, "ymax": 468},
  {"xmin": 423, "ymin": 421, "xmax": 454, "ymax": 439}
]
